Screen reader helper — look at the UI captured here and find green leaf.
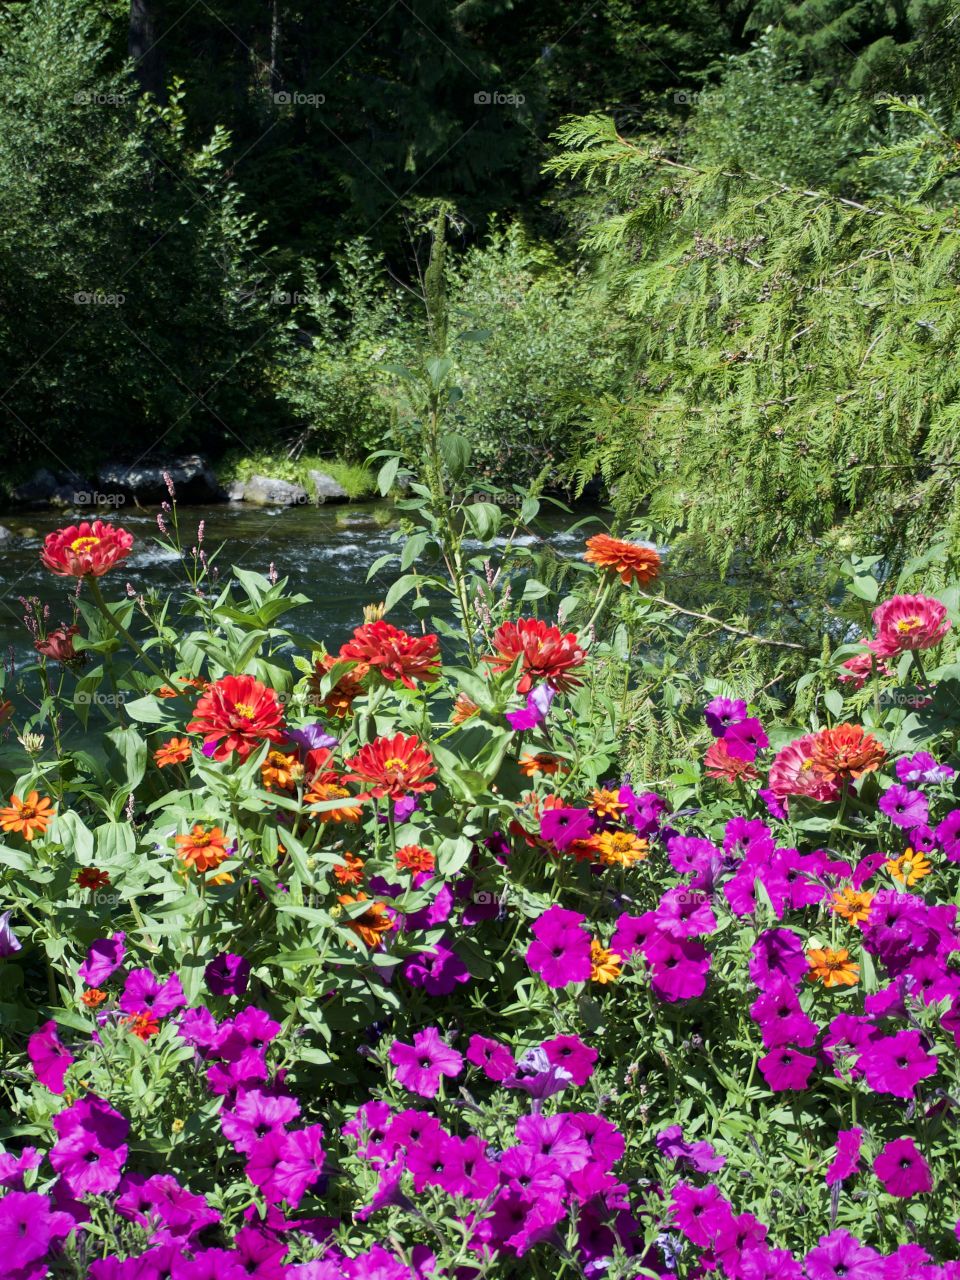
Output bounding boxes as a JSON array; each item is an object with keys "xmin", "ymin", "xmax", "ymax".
[
  {"xmin": 377, "ymin": 456, "xmax": 400, "ymax": 496},
  {"xmin": 440, "ymin": 432, "xmax": 471, "ymax": 477}
]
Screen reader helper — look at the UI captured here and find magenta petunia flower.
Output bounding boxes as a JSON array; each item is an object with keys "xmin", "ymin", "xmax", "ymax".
[
  {"xmin": 205, "ymin": 952, "xmax": 251, "ymax": 997},
  {"xmin": 525, "ymin": 904, "xmax": 592, "ymax": 987},
  {"xmin": 704, "ymin": 696, "xmax": 747, "ymax": 737},
  {"xmin": 749, "ymin": 928, "xmax": 809, "ymax": 990},
  {"xmin": 0, "ymin": 1190, "xmax": 75, "ymax": 1271},
  {"xmin": 0, "ymin": 910, "xmax": 21, "ymax": 958},
  {"xmin": 540, "ymin": 1034, "xmax": 597, "ymax": 1086},
  {"xmin": 271, "ymin": 1124, "xmax": 326, "ymax": 1207},
  {"xmin": 465, "ymin": 1034, "xmax": 517, "ymax": 1082},
  {"xmin": 879, "ymin": 784, "xmax": 928, "ymax": 829},
  {"xmin": 502, "ymin": 1045, "xmax": 573, "ymax": 1099},
  {"xmin": 655, "ymin": 887, "xmax": 717, "ymax": 939},
  {"xmin": 515, "ymin": 1113, "xmax": 591, "ymax": 1173},
  {"xmin": 669, "ymin": 1181, "xmax": 730, "ymax": 1248},
  {"xmin": 119, "ymin": 968, "xmax": 186, "ymax": 1018},
  {"xmin": 220, "ymin": 1086, "xmax": 301, "ymax": 1154},
  {"xmin": 873, "ymin": 1137, "xmax": 933, "ymax": 1198},
  {"xmin": 738, "ymin": 1246, "xmax": 804, "ymax": 1280},
  {"xmin": 28, "ymin": 1020, "xmax": 74, "ymax": 1095},
  {"xmin": 0, "ymin": 1146, "xmax": 41, "ymax": 1191},
  {"xmin": 724, "ymin": 717, "xmax": 769, "ymax": 762},
  {"xmin": 389, "ymin": 1026, "xmax": 463, "ymax": 1098},
  {"xmin": 804, "ymin": 1230, "xmax": 879, "ymax": 1280},
  {"xmin": 78, "ymin": 932, "xmax": 125, "ymax": 985},
  {"xmin": 506, "ymin": 683, "xmax": 555, "ymax": 730},
  {"xmin": 610, "ymin": 910, "xmax": 658, "ymax": 958},
  {"xmin": 935, "ymin": 809, "xmax": 960, "ymax": 861},
  {"xmin": 825, "ymin": 1128, "xmax": 863, "ymax": 1186},
  {"xmin": 758, "ymin": 1046, "xmax": 816, "ymax": 1092},
  {"xmin": 538, "ymin": 807, "xmax": 595, "ymax": 850},
  {"xmin": 750, "ymin": 980, "xmax": 818, "ymax": 1049},
  {"xmin": 645, "ymin": 933, "xmax": 711, "ymax": 1002},
  {"xmin": 858, "ymin": 1030, "xmax": 937, "ymax": 1097},
  {"xmin": 218, "ymin": 1007, "xmax": 282, "ymax": 1061},
  {"xmin": 50, "ymin": 1096, "xmax": 129, "ymax": 1196}
]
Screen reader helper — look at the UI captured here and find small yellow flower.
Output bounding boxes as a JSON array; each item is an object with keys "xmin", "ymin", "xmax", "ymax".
[
  {"xmin": 830, "ymin": 886, "xmax": 874, "ymax": 924},
  {"xmin": 171, "ymin": 1118, "xmax": 185, "ymax": 1134},
  {"xmin": 590, "ymin": 938, "xmax": 622, "ymax": 984}
]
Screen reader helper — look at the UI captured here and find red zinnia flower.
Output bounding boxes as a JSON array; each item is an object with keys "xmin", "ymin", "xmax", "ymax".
[
  {"xmin": 704, "ymin": 738, "xmax": 759, "ymax": 782},
  {"xmin": 35, "ymin": 625, "xmax": 84, "ymax": 665},
  {"xmin": 344, "ymin": 732, "xmax": 436, "ymax": 799},
  {"xmin": 810, "ymin": 724, "xmax": 886, "ymax": 784},
  {"xmin": 76, "ymin": 868, "xmax": 110, "ymax": 891},
  {"xmin": 122, "ymin": 1012, "xmax": 160, "ymax": 1040},
  {"xmin": 485, "ymin": 618, "xmax": 587, "ymax": 694},
  {"xmin": 41, "ymin": 521, "xmax": 133, "ymax": 578},
  {"xmin": 395, "ymin": 844, "xmax": 435, "ymax": 874},
  {"xmin": 584, "ymin": 534, "xmax": 661, "ymax": 586},
  {"xmin": 338, "ymin": 620, "xmax": 440, "ymax": 690},
  {"xmin": 186, "ymin": 674, "xmax": 285, "ymax": 762}
]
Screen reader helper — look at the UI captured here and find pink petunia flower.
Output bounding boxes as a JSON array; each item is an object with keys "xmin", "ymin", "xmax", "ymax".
[
  {"xmin": 389, "ymin": 1027, "xmax": 463, "ymax": 1098},
  {"xmin": 873, "ymin": 1137, "xmax": 933, "ymax": 1198}
]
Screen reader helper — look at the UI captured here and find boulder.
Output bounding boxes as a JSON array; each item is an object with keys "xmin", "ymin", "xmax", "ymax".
[
  {"xmin": 225, "ymin": 480, "xmax": 246, "ymax": 502},
  {"xmin": 308, "ymin": 469, "xmax": 349, "ymax": 504},
  {"xmin": 242, "ymin": 474, "xmax": 309, "ymax": 506},
  {"xmin": 0, "ymin": 525, "xmax": 13, "ymax": 542},
  {"xmin": 96, "ymin": 456, "xmax": 223, "ymax": 504},
  {"xmin": 10, "ymin": 468, "xmax": 58, "ymax": 506}
]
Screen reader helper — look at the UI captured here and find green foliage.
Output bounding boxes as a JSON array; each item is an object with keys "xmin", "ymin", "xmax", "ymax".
[{"xmin": 548, "ymin": 113, "xmax": 960, "ymax": 675}]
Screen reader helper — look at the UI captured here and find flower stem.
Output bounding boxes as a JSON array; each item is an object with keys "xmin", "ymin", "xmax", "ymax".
[{"xmin": 86, "ymin": 577, "xmax": 167, "ymax": 683}]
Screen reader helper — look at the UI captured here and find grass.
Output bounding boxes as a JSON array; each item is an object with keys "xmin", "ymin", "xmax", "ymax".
[{"xmin": 215, "ymin": 451, "xmax": 378, "ymax": 501}]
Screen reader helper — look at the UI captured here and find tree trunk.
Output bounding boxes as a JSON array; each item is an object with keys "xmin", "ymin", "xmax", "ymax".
[{"xmin": 129, "ymin": 0, "xmax": 164, "ymax": 98}]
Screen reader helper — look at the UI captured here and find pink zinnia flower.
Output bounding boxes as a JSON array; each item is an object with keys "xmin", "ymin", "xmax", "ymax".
[
  {"xmin": 768, "ymin": 735, "xmax": 840, "ymax": 803},
  {"xmin": 873, "ymin": 1137, "xmax": 932, "ymax": 1197},
  {"xmin": 871, "ymin": 593, "xmax": 950, "ymax": 657},
  {"xmin": 389, "ymin": 1026, "xmax": 463, "ymax": 1098}
]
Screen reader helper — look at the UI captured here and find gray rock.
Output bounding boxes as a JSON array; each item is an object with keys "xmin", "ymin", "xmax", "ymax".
[
  {"xmin": 225, "ymin": 481, "xmax": 246, "ymax": 502},
  {"xmin": 308, "ymin": 469, "xmax": 348, "ymax": 504},
  {"xmin": 97, "ymin": 455, "xmax": 223, "ymax": 504},
  {"xmin": 0, "ymin": 525, "xmax": 13, "ymax": 541},
  {"xmin": 242, "ymin": 474, "xmax": 310, "ymax": 506},
  {"xmin": 11, "ymin": 468, "xmax": 58, "ymax": 506}
]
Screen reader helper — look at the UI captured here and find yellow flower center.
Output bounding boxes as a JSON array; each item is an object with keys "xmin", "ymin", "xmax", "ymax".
[
  {"xmin": 233, "ymin": 702, "xmax": 256, "ymax": 718},
  {"xmin": 896, "ymin": 616, "xmax": 922, "ymax": 633},
  {"xmin": 70, "ymin": 535, "xmax": 101, "ymax": 553},
  {"xmin": 383, "ymin": 757, "xmax": 407, "ymax": 770}
]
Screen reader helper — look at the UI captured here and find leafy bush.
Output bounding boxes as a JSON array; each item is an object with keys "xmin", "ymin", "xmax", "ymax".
[{"xmin": 216, "ymin": 449, "xmax": 377, "ymax": 501}]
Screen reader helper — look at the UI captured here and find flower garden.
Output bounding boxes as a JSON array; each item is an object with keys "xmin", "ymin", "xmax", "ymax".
[{"xmin": 4, "ymin": 482, "xmax": 960, "ymax": 1280}]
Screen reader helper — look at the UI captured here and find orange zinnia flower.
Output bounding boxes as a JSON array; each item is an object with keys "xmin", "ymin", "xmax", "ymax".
[
  {"xmin": 810, "ymin": 724, "xmax": 886, "ymax": 784},
  {"xmin": 595, "ymin": 830, "xmax": 649, "ymax": 866},
  {"xmin": 332, "ymin": 852, "xmax": 365, "ymax": 885},
  {"xmin": 261, "ymin": 750, "xmax": 302, "ymax": 792},
  {"xmin": 344, "ymin": 733, "xmax": 436, "ymax": 800},
  {"xmin": 451, "ymin": 693, "xmax": 480, "ymax": 725},
  {"xmin": 590, "ymin": 939, "xmax": 622, "ymax": 984},
  {"xmin": 806, "ymin": 947, "xmax": 860, "ymax": 988},
  {"xmin": 309, "ymin": 653, "xmax": 364, "ymax": 719},
  {"xmin": 886, "ymin": 848, "xmax": 932, "ymax": 886},
  {"xmin": 485, "ymin": 618, "xmax": 587, "ymax": 695},
  {"xmin": 395, "ymin": 844, "xmax": 436, "ymax": 874},
  {"xmin": 338, "ymin": 892, "xmax": 396, "ymax": 949},
  {"xmin": 831, "ymin": 887, "xmax": 874, "ymax": 924},
  {"xmin": 186, "ymin": 673, "xmax": 285, "ymax": 763},
  {"xmin": 0, "ymin": 790, "xmax": 55, "ymax": 841},
  {"xmin": 175, "ymin": 824, "xmax": 230, "ymax": 874},
  {"xmin": 41, "ymin": 520, "xmax": 133, "ymax": 578},
  {"xmin": 519, "ymin": 753, "xmax": 566, "ymax": 777},
  {"xmin": 81, "ymin": 988, "xmax": 108, "ymax": 1008},
  {"xmin": 566, "ymin": 836, "xmax": 603, "ymax": 863},
  {"xmin": 338, "ymin": 620, "xmax": 440, "ymax": 690},
  {"xmin": 584, "ymin": 533, "xmax": 661, "ymax": 586},
  {"xmin": 589, "ymin": 788, "xmax": 626, "ymax": 819},
  {"xmin": 123, "ymin": 1012, "xmax": 160, "ymax": 1040},
  {"xmin": 154, "ymin": 737, "xmax": 192, "ymax": 768},
  {"xmin": 76, "ymin": 867, "xmax": 110, "ymax": 891},
  {"xmin": 305, "ymin": 779, "xmax": 362, "ymax": 823}
]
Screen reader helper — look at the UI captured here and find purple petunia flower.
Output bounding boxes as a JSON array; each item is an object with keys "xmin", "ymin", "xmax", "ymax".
[
  {"xmin": 540, "ymin": 1034, "xmax": 597, "ymax": 1086},
  {"xmin": 50, "ymin": 1096, "xmax": 129, "ymax": 1196},
  {"xmin": 656, "ymin": 1125, "xmax": 725, "ymax": 1173},
  {"xmin": 525, "ymin": 905, "xmax": 592, "ymax": 988},
  {"xmin": 539, "ymin": 807, "xmax": 594, "ymax": 851},
  {"xmin": 28, "ymin": 1021, "xmax": 74, "ymax": 1095},
  {"xmin": 119, "ymin": 969, "xmax": 186, "ymax": 1018},
  {"xmin": 466, "ymin": 1034, "xmax": 517, "ymax": 1082},
  {"xmin": 935, "ymin": 809, "xmax": 960, "ymax": 861},
  {"xmin": 221, "ymin": 1087, "xmax": 301, "ymax": 1155},
  {"xmin": 804, "ymin": 1230, "xmax": 879, "ymax": 1280},
  {"xmin": 749, "ymin": 928, "xmax": 809, "ymax": 990},
  {"xmin": 0, "ymin": 1191, "xmax": 75, "ymax": 1272},
  {"xmin": 704, "ymin": 697, "xmax": 747, "ymax": 737},
  {"xmin": 78, "ymin": 933, "xmax": 125, "ymax": 986},
  {"xmin": 873, "ymin": 1137, "xmax": 932, "ymax": 1198},
  {"xmin": 758, "ymin": 1046, "xmax": 816, "ymax": 1092},
  {"xmin": 724, "ymin": 717, "xmax": 769, "ymax": 763},
  {"xmin": 879, "ymin": 784, "xmax": 928, "ymax": 829},
  {"xmin": 825, "ymin": 1128, "xmax": 863, "ymax": 1186},
  {"xmin": 896, "ymin": 751, "xmax": 956, "ymax": 786},
  {"xmin": 205, "ymin": 952, "xmax": 252, "ymax": 998},
  {"xmin": 857, "ymin": 1029, "xmax": 938, "ymax": 1098},
  {"xmin": 284, "ymin": 723, "xmax": 338, "ymax": 753},
  {"xmin": 401, "ymin": 940, "xmax": 471, "ymax": 996},
  {"xmin": 502, "ymin": 1046, "xmax": 572, "ymax": 1100},
  {"xmin": 506, "ymin": 683, "xmax": 556, "ymax": 730},
  {"xmin": 0, "ymin": 910, "xmax": 21, "ymax": 958}
]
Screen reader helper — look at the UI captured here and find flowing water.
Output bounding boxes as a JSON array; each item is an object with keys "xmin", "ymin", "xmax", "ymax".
[{"xmin": 0, "ymin": 501, "xmax": 597, "ymax": 663}]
